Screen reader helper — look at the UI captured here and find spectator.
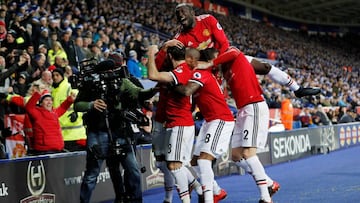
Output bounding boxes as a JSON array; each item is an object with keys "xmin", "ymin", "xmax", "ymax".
[
  {"xmin": 60, "ymin": 30, "xmax": 77, "ymax": 68},
  {"xmin": 133, "ymin": 32, "xmax": 147, "ymax": 60},
  {"xmin": 49, "ymin": 31, "xmax": 59, "ymax": 47},
  {"xmin": 139, "ymin": 55, "xmax": 148, "ymax": 79},
  {"xmin": 48, "ymin": 41, "xmax": 68, "ymax": 65},
  {"xmin": 51, "ymin": 68, "xmax": 87, "ymax": 151},
  {"xmin": 0, "ymin": 29, "xmax": 18, "ymax": 57},
  {"xmin": 11, "ymin": 72, "xmax": 29, "ymax": 97},
  {"xmin": 313, "ymin": 104, "xmax": 331, "ymax": 126},
  {"xmin": 299, "ymin": 106, "xmax": 314, "ymax": 127},
  {"xmin": 38, "ymin": 28, "xmax": 51, "ymax": 50},
  {"xmin": 5, "ymin": 83, "xmax": 51, "ymax": 153},
  {"xmin": 338, "ymin": 108, "xmax": 356, "ymax": 123},
  {"xmin": 29, "ymin": 53, "xmax": 47, "ymax": 81},
  {"xmin": 0, "ymin": 20, "xmax": 7, "ymax": 41},
  {"xmin": 127, "ymin": 50, "xmax": 141, "ymax": 78},
  {"xmin": 326, "ymin": 109, "xmax": 338, "ymax": 124},
  {"xmin": 73, "ymin": 36, "xmax": 86, "ymax": 64},
  {"xmin": 25, "ymin": 89, "xmax": 76, "ymax": 155},
  {"xmin": 38, "ymin": 44, "xmax": 48, "ymax": 56},
  {"xmin": 34, "ymin": 70, "xmax": 53, "ymax": 90},
  {"xmin": 81, "ymin": 34, "xmax": 93, "ymax": 59}
]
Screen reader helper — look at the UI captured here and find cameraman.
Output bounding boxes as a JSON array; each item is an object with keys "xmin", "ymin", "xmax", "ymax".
[{"xmin": 74, "ymin": 52, "xmax": 156, "ymax": 203}]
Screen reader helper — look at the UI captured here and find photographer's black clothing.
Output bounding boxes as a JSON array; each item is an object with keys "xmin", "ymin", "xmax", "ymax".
[{"xmin": 75, "ymin": 77, "xmax": 153, "ymax": 203}]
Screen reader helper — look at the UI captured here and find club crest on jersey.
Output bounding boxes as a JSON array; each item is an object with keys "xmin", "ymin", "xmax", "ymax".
[
  {"xmin": 216, "ymin": 22, "xmax": 223, "ymax": 30},
  {"xmin": 193, "ymin": 72, "xmax": 201, "ymax": 79},
  {"xmin": 203, "ymin": 29, "xmax": 210, "ymax": 37},
  {"xmin": 175, "ymin": 67, "xmax": 183, "ymax": 73}
]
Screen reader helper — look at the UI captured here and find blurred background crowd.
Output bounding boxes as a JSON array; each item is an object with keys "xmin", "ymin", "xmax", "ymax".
[{"xmin": 0, "ymin": 0, "xmax": 359, "ymax": 135}]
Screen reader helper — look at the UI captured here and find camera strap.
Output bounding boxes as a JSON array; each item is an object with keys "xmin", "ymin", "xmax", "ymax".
[{"xmin": 104, "ymin": 110, "xmax": 114, "ymax": 144}]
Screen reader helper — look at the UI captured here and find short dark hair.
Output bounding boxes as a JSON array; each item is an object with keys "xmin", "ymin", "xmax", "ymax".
[{"xmin": 167, "ymin": 46, "xmax": 185, "ymax": 61}]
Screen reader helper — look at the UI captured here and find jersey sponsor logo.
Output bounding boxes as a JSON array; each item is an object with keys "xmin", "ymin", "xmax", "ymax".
[
  {"xmin": 216, "ymin": 22, "xmax": 223, "ymax": 30},
  {"xmin": 187, "ymin": 41, "xmax": 193, "ymax": 47},
  {"xmin": 203, "ymin": 29, "xmax": 210, "ymax": 37},
  {"xmin": 198, "ymin": 39, "xmax": 212, "ymax": 50},
  {"xmin": 193, "ymin": 72, "xmax": 202, "ymax": 79}
]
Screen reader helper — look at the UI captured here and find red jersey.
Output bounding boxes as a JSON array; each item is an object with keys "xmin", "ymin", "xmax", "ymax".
[
  {"xmin": 189, "ymin": 69, "xmax": 233, "ymax": 122},
  {"xmin": 223, "ymin": 51, "xmax": 264, "ymax": 108},
  {"xmin": 165, "ymin": 62, "xmax": 194, "ymax": 128},
  {"xmin": 174, "ymin": 14, "xmax": 229, "ymax": 54},
  {"xmin": 155, "ymin": 14, "xmax": 229, "ymax": 72}
]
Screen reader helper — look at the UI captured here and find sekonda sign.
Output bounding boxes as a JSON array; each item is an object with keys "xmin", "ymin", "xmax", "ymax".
[
  {"xmin": 272, "ymin": 134, "xmax": 311, "ymax": 158},
  {"xmin": 269, "ymin": 128, "xmax": 315, "ymax": 164}
]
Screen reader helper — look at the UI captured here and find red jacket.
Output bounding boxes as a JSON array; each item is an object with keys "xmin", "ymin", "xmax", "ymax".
[{"xmin": 25, "ymin": 92, "xmax": 73, "ymax": 152}]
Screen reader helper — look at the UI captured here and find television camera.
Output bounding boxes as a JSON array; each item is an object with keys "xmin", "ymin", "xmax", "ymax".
[{"xmin": 70, "ymin": 58, "xmax": 149, "ymax": 127}]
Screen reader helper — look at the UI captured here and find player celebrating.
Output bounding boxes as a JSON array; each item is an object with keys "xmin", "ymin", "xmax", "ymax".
[
  {"xmin": 169, "ymin": 3, "xmax": 320, "ymax": 98},
  {"xmin": 147, "ymin": 44, "xmax": 202, "ymax": 203},
  {"xmin": 175, "ymin": 47, "xmax": 235, "ymax": 203}
]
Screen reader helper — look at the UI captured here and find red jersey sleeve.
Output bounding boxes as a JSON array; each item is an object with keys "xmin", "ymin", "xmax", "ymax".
[
  {"xmin": 155, "ymin": 49, "xmax": 167, "ymax": 71},
  {"xmin": 205, "ymin": 15, "xmax": 229, "ymax": 54},
  {"xmin": 213, "ymin": 47, "xmax": 241, "ymax": 66}
]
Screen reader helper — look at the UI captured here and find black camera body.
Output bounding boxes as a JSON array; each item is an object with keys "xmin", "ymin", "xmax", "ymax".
[
  {"xmin": 70, "ymin": 59, "xmax": 125, "ymax": 99},
  {"xmin": 74, "ymin": 59, "xmax": 149, "ymax": 159}
]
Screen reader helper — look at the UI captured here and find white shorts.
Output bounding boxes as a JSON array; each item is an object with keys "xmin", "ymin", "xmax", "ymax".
[
  {"xmin": 232, "ymin": 101, "xmax": 269, "ymax": 149},
  {"xmin": 165, "ymin": 125, "xmax": 195, "ymax": 163},
  {"xmin": 151, "ymin": 121, "xmax": 168, "ymax": 157},
  {"xmin": 193, "ymin": 119, "xmax": 234, "ymax": 158}
]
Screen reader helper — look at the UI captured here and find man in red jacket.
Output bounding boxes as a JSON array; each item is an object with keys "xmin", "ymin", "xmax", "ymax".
[{"xmin": 25, "ymin": 89, "xmax": 76, "ymax": 155}]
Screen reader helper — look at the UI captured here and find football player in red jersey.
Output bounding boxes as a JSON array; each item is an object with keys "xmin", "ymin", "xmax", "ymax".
[
  {"xmin": 147, "ymin": 44, "xmax": 202, "ymax": 203},
  {"xmin": 175, "ymin": 47, "xmax": 235, "ymax": 203},
  {"xmin": 198, "ymin": 47, "xmax": 280, "ymax": 203},
  {"xmin": 171, "ymin": 3, "xmax": 319, "ymax": 98}
]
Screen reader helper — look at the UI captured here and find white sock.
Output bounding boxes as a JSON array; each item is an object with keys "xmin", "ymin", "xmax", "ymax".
[
  {"xmin": 246, "ymin": 156, "xmax": 271, "ymax": 202},
  {"xmin": 195, "ymin": 164, "xmax": 221, "ymax": 195},
  {"xmin": 156, "ymin": 161, "xmax": 174, "ymax": 202},
  {"xmin": 268, "ymin": 66, "xmax": 300, "ymax": 91},
  {"xmin": 198, "ymin": 159, "xmax": 214, "ymax": 203},
  {"xmin": 213, "ymin": 180, "xmax": 221, "ymax": 195},
  {"xmin": 192, "ymin": 165, "xmax": 201, "ymax": 178},
  {"xmin": 235, "ymin": 159, "xmax": 273, "ymax": 187},
  {"xmin": 171, "ymin": 166, "xmax": 190, "ymax": 203},
  {"xmin": 235, "ymin": 158, "xmax": 252, "ymax": 173},
  {"xmin": 185, "ymin": 167, "xmax": 202, "ymax": 195}
]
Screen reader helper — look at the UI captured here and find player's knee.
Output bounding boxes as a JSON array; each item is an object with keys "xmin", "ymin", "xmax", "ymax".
[
  {"xmin": 190, "ymin": 156, "xmax": 198, "ymax": 166},
  {"xmin": 167, "ymin": 161, "xmax": 182, "ymax": 170},
  {"xmin": 241, "ymin": 148, "xmax": 257, "ymax": 159},
  {"xmin": 252, "ymin": 61, "xmax": 272, "ymax": 75},
  {"xmin": 231, "ymin": 152, "xmax": 242, "ymax": 162}
]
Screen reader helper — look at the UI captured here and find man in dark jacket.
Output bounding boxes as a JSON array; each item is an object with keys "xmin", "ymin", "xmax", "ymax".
[{"xmin": 75, "ymin": 54, "xmax": 156, "ymax": 203}]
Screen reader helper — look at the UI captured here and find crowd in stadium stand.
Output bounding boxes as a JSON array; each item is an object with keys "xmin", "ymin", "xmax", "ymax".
[{"xmin": 0, "ymin": 0, "xmax": 360, "ymax": 155}]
